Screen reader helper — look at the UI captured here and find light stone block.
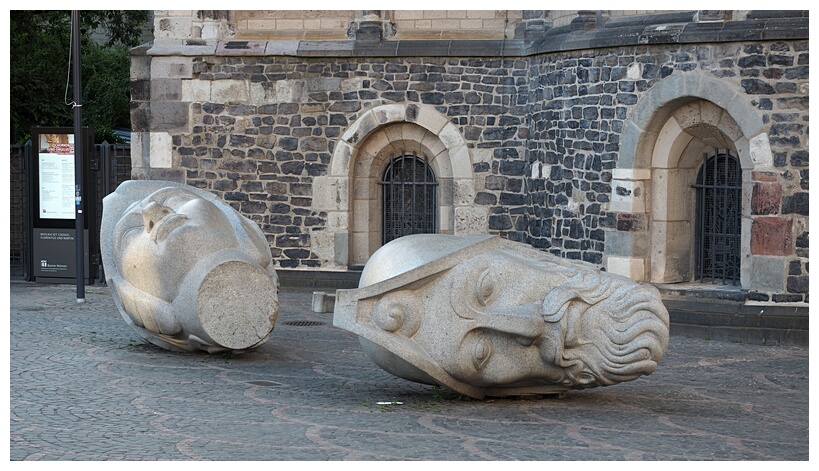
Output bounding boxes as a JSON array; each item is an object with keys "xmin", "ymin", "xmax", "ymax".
[
  {"xmin": 149, "ymin": 132, "xmax": 173, "ymax": 168},
  {"xmin": 750, "ymin": 256, "xmax": 786, "ymax": 292},
  {"xmin": 652, "ymin": 168, "xmax": 695, "ymax": 222},
  {"xmin": 351, "ymin": 232, "xmax": 372, "ymax": 265},
  {"xmin": 383, "ymin": 125, "xmax": 405, "ymax": 146},
  {"xmin": 150, "ymin": 57, "xmax": 194, "ymax": 79},
  {"xmin": 333, "ymin": 235, "xmax": 670, "ymax": 399},
  {"xmin": 438, "ymin": 123, "xmax": 466, "ymax": 151},
  {"xmin": 454, "ymin": 206, "xmax": 488, "ymax": 234},
  {"xmin": 353, "ymin": 176, "xmax": 374, "ymax": 200},
  {"xmin": 342, "ymin": 110, "xmax": 376, "ymax": 144},
  {"xmin": 154, "ymin": 16, "xmax": 193, "ymax": 40},
  {"xmin": 182, "ymin": 80, "xmax": 211, "ymax": 102},
  {"xmin": 334, "ymin": 232, "xmax": 349, "ymax": 266},
  {"xmin": 312, "ymin": 291, "xmax": 336, "ymax": 313},
  {"xmin": 316, "ymin": 177, "xmax": 350, "ymax": 213},
  {"xmin": 430, "ymin": 152, "xmax": 454, "ymax": 179},
  {"xmin": 329, "ymin": 142, "xmax": 353, "ymax": 177},
  {"xmin": 401, "ymin": 124, "xmax": 428, "ymax": 148},
  {"xmin": 609, "ymin": 179, "xmax": 647, "ymax": 213},
  {"xmin": 606, "ymin": 255, "xmax": 647, "ymax": 281},
  {"xmin": 531, "ymin": 161, "xmax": 543, "ymax": 179},
  {"xmin": 264, "ymin": 41, "xmax": 299, "ymax": 55},
  {"xmin": 650, "ymin": 218, "xmax": 704, "ymax": 283},
  {"xmin": 472, "ymin": 148, "xmax": 494, "ymax": 164},
  {"xmin": 439, "ymin": 205, "xmax": 454, "ymax": 233},
  {"xmin": 750, "ymin": 133, "xmax": 773, "ymax": 169},
  {"xmin": 415, "ymin": 105, "xmax": 450, "ymax": 135},
  {"xmin": 352, "ymin": 199, "xmax": 371, "ymax": 231},
  {"xmin": 249, "ymin": 83, "xmax": 266, "ymax": 104},
  {"xmin": 448, "ymin": 144, "xmax": 472, "ymax": 179},
  {"xmin": 652, "ymin": 116, "xmax": 692, "ymax": 169},
  {"xmin": 373, "ymin": 104, "xmax": 407, "ymax": 125},
  {"xmin": 361, "ymin": 129, "xmax": 392, "ymax": 156},
  {"xmin": 211, "ymin": 80, "xmax": 250, "ymax": 104},
  {"xmin": 627, "ymin": 62, "xmax": 641, "ymax": 79},
  {"xmin": 310, "ymin": 230, "xmax": 336, "ymax": 262},
  {"xmin": 100, "ymin": 180, "xmax": 279, "ymax": 354},
  {"xmin": 453, "ymin": 178, "xmax": 476, "ymax": 207},
  {"xmin": 129, "ymin": 132, "xmax": 150, "ymax": 168},
  {"xmin": 421, "ymin": 132, "xmax": 447, "ymax": 157}
]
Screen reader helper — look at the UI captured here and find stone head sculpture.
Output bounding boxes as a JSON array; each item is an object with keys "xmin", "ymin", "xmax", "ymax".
[
  {"xmin": 333, "ymin": 234, "xmax": 669, "ymax": 399},
  {"xmin": 101, "ymin": 180, "xmax": 279, "ymax": 353}
]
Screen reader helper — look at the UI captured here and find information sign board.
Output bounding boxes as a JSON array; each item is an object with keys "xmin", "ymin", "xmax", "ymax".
[{"xmin": 37, "ymin": 133, "xmax": 76, "ymax": 220}]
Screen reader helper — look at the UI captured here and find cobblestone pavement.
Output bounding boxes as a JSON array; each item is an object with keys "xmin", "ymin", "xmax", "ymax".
[{"xmin": 9, "ymin": 282, "xmax": 810, "ymax": 461}]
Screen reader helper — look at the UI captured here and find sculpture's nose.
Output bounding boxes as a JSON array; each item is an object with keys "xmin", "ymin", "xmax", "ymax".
[
  {"xmin": 474, "ymin": 303, "xmax": 546, "ymax": 342},
  {"xmin": 141, "ymin": 201, "xmax": 174, "ymax": 233}
]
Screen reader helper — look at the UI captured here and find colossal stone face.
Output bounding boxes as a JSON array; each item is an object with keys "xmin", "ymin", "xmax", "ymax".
[
  {"xmin": 101, "ymin": 181, "xmax": 278, "ymax": 354},
  {"xmin": 334, "ymin": 234, "xmax": 669, "ymax": 398},
  {"xmin": 114, "ymin": 187, "xmax": 240, "ymax": 302}
]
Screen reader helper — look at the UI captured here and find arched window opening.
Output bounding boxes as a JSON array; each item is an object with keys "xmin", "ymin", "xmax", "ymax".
[
  {"xmin": 694, "ymin": 150, "xmax": 742, "ymax": 285},
  {"xmin": 380, "ymin": 153, "xmax": 438, "ymax": 244}
]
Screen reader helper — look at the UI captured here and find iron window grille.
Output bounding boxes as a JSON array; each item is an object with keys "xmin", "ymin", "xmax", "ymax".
[
  {"xmin": 379, "ymin": 152, "xmax": 438, "ymax": 245},
  {"xmin": 693, "ymin": 150, "xmax": 742, "ymax": 285}
]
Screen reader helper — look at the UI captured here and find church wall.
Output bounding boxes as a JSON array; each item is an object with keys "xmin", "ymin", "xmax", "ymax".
[{"xmin": 132, "ymin": 10, "xmax": 809, "ymax": 305}]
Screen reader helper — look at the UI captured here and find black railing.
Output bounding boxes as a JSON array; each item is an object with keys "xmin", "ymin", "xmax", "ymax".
[{"xmin": 9, "ymin": 141, "xmax": 131, "ymax": 281}]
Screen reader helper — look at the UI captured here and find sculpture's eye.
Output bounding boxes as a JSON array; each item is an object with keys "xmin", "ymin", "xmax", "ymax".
[
  {"xmin": 476, "ymin": 269, "xmax": 495, "ymax": 306},
  {"xmin": 472, "ymin": 333, "xmax": 493, "ymax": 370}
]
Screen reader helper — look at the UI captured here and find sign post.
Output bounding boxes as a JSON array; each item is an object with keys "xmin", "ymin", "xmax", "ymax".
[{"xmin": 30, "ymin": 127, "xmax": 96, "ymax": 285}]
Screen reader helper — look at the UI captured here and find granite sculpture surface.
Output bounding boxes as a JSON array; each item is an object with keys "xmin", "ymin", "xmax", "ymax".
[
  {"xmin": 333, "ymin": 234, "xmax": 670, "ymax": 399},
  {"xmin": 100, "ymin": 180, "xmax": 279, "ymax": 353}
]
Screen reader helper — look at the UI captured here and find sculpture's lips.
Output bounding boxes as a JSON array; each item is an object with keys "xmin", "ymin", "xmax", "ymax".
[{"xmin": 152, "ymin": 213, "xmax": 188, "ymax": 243}]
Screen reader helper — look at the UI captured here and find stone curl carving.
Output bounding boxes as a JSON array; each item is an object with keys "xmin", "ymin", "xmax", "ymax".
[
  {"xmin": 333, "ymin": 234, "xmax": 669, "ymax": 399},
  {"xmin": 100, "ymin": 180, "xmax": 279, "ymax": 353}
]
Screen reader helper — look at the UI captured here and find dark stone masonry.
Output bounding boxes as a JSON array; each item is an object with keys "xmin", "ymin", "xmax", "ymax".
[{"xmin": 131, "ymin": 10, "xmax": 809, "ymax": 303}]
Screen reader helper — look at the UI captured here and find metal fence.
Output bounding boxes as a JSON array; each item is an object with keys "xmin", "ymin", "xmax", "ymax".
[{"xmin": 9, "ymin": 141, "xmax": 131, "ymax": 281}]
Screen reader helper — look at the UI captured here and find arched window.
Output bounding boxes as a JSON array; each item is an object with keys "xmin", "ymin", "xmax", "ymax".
[
  {"xmin": 380, "ymin": 153, "xmax": 438, "ymax": 244},
  {"xmin": 694, "ymin": 150, "xmax": 742, "ymax": 284}
]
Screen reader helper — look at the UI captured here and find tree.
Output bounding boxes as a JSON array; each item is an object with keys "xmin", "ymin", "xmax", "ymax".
[{"xmin": 10, "ymin": 10, "xmax": 150, "ymax": 144}]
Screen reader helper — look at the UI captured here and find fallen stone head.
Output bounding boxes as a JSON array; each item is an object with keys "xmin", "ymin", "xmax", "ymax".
[
  {"xmin": 333, "ymin": 234, "xmax": 670, "ymax": 399},
  {"xmin": 100, "ymin": 180, "xmax": 279, "ymax": 353}
]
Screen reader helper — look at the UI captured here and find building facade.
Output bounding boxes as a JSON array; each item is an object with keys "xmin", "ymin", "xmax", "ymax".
[{"xmin": 130, "ymin": 10, "xmax": 809, "ymax": 305}]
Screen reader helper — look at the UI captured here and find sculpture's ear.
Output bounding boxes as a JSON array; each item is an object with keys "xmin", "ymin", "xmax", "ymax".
[{"xmin": 112, "ymin": 277, "xmax": 183, "ymax": 336}]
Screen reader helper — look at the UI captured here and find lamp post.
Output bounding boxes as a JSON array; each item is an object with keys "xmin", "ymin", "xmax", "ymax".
[{"xmin": 71, "ymin": 10, "xmax": 85, "ymax": 303}]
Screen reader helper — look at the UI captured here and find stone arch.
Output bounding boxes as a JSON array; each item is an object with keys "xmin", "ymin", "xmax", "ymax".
[
  {"xmin": 608, "ymin": 72, "xmax": 773, "ymax": 288},
  {"xmin": 312, "ymin": 103, "xmax": 484, "ymax": 269}
]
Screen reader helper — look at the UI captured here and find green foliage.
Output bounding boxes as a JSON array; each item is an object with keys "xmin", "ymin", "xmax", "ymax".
[{"xmin": 9, "ymin": 10, "xmax": 149, "ymax": 144}]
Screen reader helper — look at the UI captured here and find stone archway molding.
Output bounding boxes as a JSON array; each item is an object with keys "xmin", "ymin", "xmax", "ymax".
[
  {"xmin": 312, "ymin": 103, "xmax": 484, "ymax": 269},
  {"xmin": 619, "ymin": 71, "xmax": 771, "ymax": 171},
  {"xmin": 608, "ymin": 71, "xmax": 773, "ymax": 287},
  {"xmin": 329, "ymin": 103, "xmax": 472, "ymax": 179}
]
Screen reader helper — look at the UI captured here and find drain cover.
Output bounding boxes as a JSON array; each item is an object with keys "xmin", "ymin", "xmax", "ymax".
[{"xmin": 283, "ymin": 320, "xmax": 326, "ymax": 327}]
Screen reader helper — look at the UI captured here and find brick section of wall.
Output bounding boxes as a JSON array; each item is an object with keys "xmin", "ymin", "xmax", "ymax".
[
  {"xmin": 172, "ymin": 56, "xmax": 529, "ymax": 269},
  {"xmin": 522, "ymin": 41, "xmax": 809, "ymax": 294},
  {"xmin": 144, "ymin": 37, "xmax": 808, "ymax": 302}
]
